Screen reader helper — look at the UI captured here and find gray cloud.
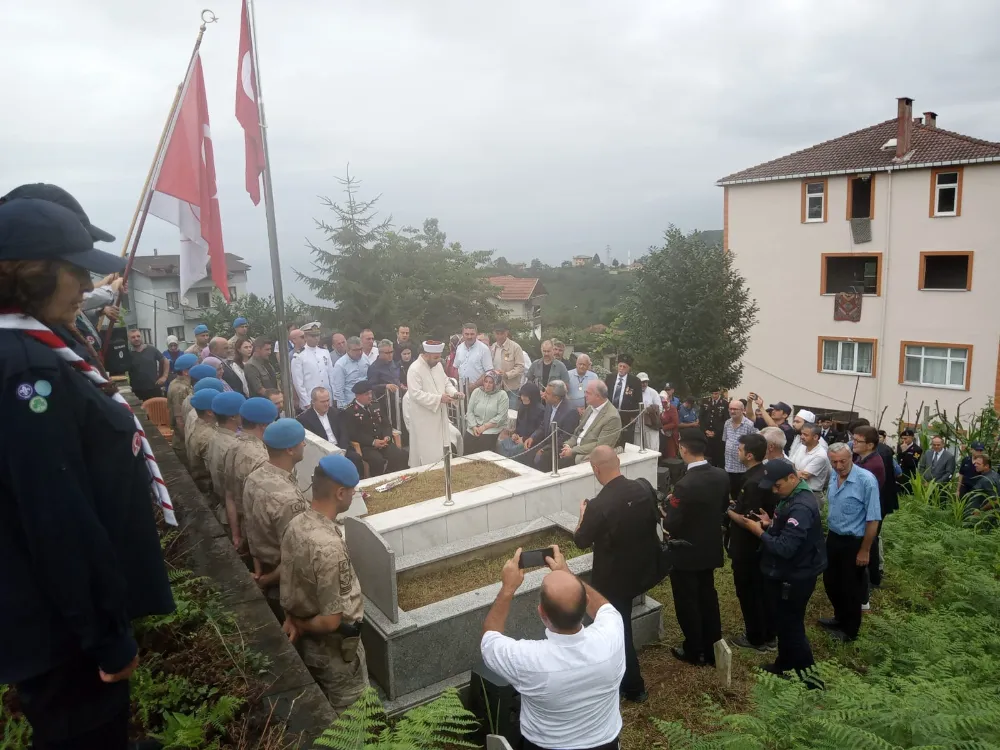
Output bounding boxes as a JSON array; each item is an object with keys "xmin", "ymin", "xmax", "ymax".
[{"xmin": 3, "ymin": 0, "xmax": 999, "ymax": 297}]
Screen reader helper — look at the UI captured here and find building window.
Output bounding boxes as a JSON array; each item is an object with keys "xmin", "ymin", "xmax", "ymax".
[
  {"xmin": 900, "ymin": 343, "xmax": 971, "ymax": 390},
  {"xmin": 801, "ymin": 179, "xmax": 827, "ymax": 223},
  {"xmin": 166, "ymin": 292, "xmax": 180, "ymax": 310},
  {"xmin": 195, "ymin": 291, "xmax": 211, "ymax": 309},
  {"xmin": 139, "ymin": 328, "xmax": 153, "ymax": 344},
  {"xmin": 819, "ymin": 338, "xmax": 876, "ymax": 376},
  {"xmin": 166, "ymin": 325, "xmax": 185, "ymax": 341},
  {"xmin": 821, "ymin": 253, "xmax": 881, "ymax": 295},
  {"xmin": 228, "ymin": 286, "xmax": 237, "ymax": 300},
  {"xmin": 847, "ymin": 174, "xmax": 874, "ymax": 219},
  {"xmin": 930, "ymin": 167, "xmax": 963, "ymax": 217},
  {"xmin": 919, "ymin": 251, "xmax": 973, "ymax": 291}
]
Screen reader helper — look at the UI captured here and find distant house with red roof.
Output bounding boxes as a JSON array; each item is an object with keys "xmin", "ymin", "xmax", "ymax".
[
  {"xmin": 488, "ymin": 275, "xmax": 546, "ymax": 338},
  {"xmin": 721, "ymin": 96, "xmax": 1000, "ymax": 424}
]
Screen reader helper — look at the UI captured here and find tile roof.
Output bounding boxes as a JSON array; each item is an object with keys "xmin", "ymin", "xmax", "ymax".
[
  {"xmin": 488, "ymin": 275, "xmax": 545, "ymax": 301},
  {"xmin": 130, "ymin": 253, "xmax": 250, "ymax": 278},
  {"xmin": 718, "ymin": 118, "xmax": 1000, "ymax": 184}
]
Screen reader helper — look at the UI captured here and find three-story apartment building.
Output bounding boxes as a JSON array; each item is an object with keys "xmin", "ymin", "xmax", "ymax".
[{"xmin": 720, "ymin": 97, "xmax": 1000, "ymax": 425}]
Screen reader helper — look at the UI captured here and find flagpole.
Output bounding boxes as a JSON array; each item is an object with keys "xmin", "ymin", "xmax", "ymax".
[
  {"xmin": 101, "ymin": 10, "xmax": 217, "ymax": 359},
  {"xmin": 247, "ymin": 0, "xmax": 294, "ymax": 412}
]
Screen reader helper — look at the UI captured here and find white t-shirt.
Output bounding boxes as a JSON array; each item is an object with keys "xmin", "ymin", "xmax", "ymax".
[
  {"xmin": 794, "ymin": 443, "xmax": 831, "ymax": 492},
  {"xmin": 480, "ymin": 604, "xmax": 625, "ymax": 748},
  {"xmin": 317, "ymin": 411, "xmax": 338, "ymax": 446}
]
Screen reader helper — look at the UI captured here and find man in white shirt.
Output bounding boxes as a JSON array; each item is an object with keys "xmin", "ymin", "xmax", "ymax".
[
  {"xmin": 453, "ymin": 322, "xmax": 493, "ymax": 389},
  {"xmin": 792, "ymin": 422, "xmax": 831, "ymax": 494},
  {"xmin": 480, "ymin": 546, "xmax": 625, "ymax": 750},
  {"xmin": 360, "ymin": 328, "xmax": 379, "ymax": 365},
  {"xmin": 291, "ymin": 323, "xmax": 333, "ymax": 414}
]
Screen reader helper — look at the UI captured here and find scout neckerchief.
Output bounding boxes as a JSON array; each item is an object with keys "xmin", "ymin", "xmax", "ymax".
[{"xmin": 0, "ymin": 312, "xmax": 176, "ymax": 525}]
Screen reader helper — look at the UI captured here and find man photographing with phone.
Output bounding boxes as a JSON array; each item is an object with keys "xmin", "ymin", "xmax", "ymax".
[{"xmin": 480, "ymin": 546, "xmax": 626, "ymax": 750}]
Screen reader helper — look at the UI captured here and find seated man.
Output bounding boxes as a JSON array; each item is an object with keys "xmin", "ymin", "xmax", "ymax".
[
  {"xmin": 560, "ymin": 380, "xmax": 621, "ymax": 466},
  {"xmin": 480, "ymin": 546, "xmax": 625, "ymax": 750},
  {"xmin": 520, "ymin": 380, "xmax": 580, "ymax": 470},
  {"xmin": 297, "ymin": 386, "xmax": 364, "ymax": 478},
  {"xmin": 345, "ymin": 380, "xmax": 407, "ymax": 476}
]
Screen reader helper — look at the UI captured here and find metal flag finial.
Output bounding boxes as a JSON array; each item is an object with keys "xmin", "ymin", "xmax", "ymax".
[{"xmin": 201, "ymin": 9, "xmax": 218, "ymax": 28}]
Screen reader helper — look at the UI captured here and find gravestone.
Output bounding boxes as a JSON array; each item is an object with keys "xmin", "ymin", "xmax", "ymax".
[{"xmin": 344, "ymin": 517, "xmax": 398, "ymax": 623}]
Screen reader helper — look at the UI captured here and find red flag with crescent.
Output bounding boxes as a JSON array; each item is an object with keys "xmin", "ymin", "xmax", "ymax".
[{"xmin": 237, "ymin": 0, "xmax": 265, "ymax": 205}]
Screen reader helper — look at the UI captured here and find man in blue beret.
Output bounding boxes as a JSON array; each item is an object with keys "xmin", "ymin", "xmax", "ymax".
[
  {"xmin": 167, "ymin": 352, "xmax": 199, "ymax": 461},
  {"xmin": 185, "ymin": 323, "xmax": 211, "ymax": 357},
  {"xmin": 208, "ymin": 392, "xmax": 247, "ymax": 532},
  {"xmin": 187, "ymin": 388, "xmax": 219, "ymax": 494},
  {"xmin": 181, "ymin": 365, "xmax": 221, "ymax": 434},
  {"xmin": 229, "ymin": 316, "xmax": 252, "ymax": 349},
  {"xmin": 223, "ymin": 397, "xmax": 279, "ymax": 552},
  {"xmin": 345, "ymin": 380, "xmax": 407, "ymax": 477},
  {"xmin": 245, "ymin": 419, "xmax": 309, "ymax": 614},
  {"xmin": 281, "ymin": 454, "xmax": 368, "ymax": 714}
]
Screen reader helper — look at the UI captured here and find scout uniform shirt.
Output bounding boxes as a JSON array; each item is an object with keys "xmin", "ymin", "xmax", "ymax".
[
  {"xmin": 280, "ymin": 508, "xmax": 368, "ymax": 710},
  {"xmin": 186, "ymin": 419, "xmax": 217, "ymax": 493},
  {"xmin": 166, "ymin": 378, "xmax": 192, "ymax": 456},
  {"xmin": 224, "ymin": 433, "xmax": 269, "ymax": 521},
  {"xmin": 244, "ymin": 462, "xmax": 308, "ymax": 572},
  {"xmin": 207, "ymin": 426, "xmax": 240, "ymax": 507}
]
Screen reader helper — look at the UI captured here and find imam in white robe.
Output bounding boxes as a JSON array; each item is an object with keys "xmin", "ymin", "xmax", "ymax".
[{"xmin": 406, "ymin": 355, "xmax": 460, "ymax": 467}]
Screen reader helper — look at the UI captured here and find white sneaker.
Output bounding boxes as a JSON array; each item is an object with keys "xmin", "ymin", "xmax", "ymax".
[{"xmin": 861, "ymin": 601, "xmax": 871, "ymax": 612}]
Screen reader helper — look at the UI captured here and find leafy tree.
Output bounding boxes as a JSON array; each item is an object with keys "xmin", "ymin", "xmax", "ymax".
[
  {"xmin": 591, "ymin": 253, "xmax": 601, "ymax": 266},
  {"xmin": 611, "ymin": 258, "xmax": 620, "ymax": 268},
  {"xmin": 298, "ymin": 171, "xmax": 505, "ymax": 340},
  {"xmin": 560, "ymin": 260, "xmax": 572, "ymax": 268},
  {"xmin": 530, "ymin": 258, "xmax": 545, "ymax": 271},
  {"xmin": 200, "ymin": 290, "xmax": 310, "ymax": 343},
  {"xmin": 615, "ymin": 226, "xmax": 758, "ymax": 396}
]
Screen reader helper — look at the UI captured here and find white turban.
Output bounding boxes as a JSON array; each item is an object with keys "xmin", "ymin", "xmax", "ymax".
[
  {"xmin": 796, "ymin": 409, "xmax": 817, "ymax": 423},
  {"xmin": 422, "ymin": 340, "xmax": 445, "ymax": 354}
]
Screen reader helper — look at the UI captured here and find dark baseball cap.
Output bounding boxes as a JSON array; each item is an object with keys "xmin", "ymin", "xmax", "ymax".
[
  {"xmin": 758, "ymin": 459, "xmax": 797, "ymax": 489},
  {"xmin": 971, "ymin": 441, "xmax": 986, "ymax": 451},
  {"xmin": 769, "ymin": 401, "xmax": 792, "ymax": 414},
  {"xmin": 2, "ymin": 183, "xmax": 115, "ymax": 243},
  {"xmin": 0, "ymin": 198, "xmax": 126, "ymax": 274}
]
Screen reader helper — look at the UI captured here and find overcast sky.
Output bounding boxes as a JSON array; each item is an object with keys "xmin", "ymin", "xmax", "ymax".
[{"xmin": 4, "ymin": 0, "xmax": 1000, "ymax": 296}]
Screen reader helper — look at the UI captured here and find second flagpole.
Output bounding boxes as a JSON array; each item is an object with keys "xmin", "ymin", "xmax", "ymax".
[{"xmin": 247, "ymin": 0, "xmax": 294, "ymax": 413}]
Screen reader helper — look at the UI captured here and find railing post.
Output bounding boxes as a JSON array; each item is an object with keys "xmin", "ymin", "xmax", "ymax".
[
  {"xmin": 549, "ymin": 420, "xmax": 560, "ymax": 477},
  {"xmin": 638, "ymin": 415, "xmax": 647, "ymax": 453},
  {"xmin": 443, "ymin": 444, "xmax": 454, "ymax": 506}
]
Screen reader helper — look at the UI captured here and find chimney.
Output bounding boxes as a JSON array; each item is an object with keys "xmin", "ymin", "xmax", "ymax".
[
  {"xmin": 913, "ymin": 116, "xmax": 923, "ymax": 125},
  {"xmin": 896, "ymin": 96, "xmax": 913, "ymax": 158},
  {"xmin": 923, "ymin": 111, "xmax": 937, "ymax": 129}
]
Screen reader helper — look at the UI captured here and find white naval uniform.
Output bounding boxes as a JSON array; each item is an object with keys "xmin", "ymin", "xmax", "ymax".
[{"xmin": 291, "ymin": 345, "xmax": 333, "ymax": 412}]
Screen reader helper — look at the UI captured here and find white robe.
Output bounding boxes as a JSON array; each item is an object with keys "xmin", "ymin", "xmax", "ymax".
[
  {"xmin": 406, "ymin": 355, "xmax": 459, "ymax": 467},
  {"xmin": 640, "ymin": 386, "xmax": 662, "ymax": 452}
]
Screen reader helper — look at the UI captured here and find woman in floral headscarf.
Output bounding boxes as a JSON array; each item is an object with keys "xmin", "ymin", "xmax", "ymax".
[{"xmin": 464, "ymin": 370, "xmax": 509, "ymax": 454}]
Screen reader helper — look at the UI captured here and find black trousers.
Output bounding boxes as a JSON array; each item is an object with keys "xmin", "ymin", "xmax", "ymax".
[
  {"xmin": 669, "ymin": 568, "xmax": 722, "ymax": 660},
  {"xmin": 728, "ymin": 471, "xmax": 745, "ymax": 502},
  {"xmin": 522, "ymin": 736, "xmax": 619, "ymax": 750},
  {"xmin": 464, "ymin": 431, "xmax": 499, "ymax": 455},
  {"xmin": 343, "ymin": 448, "xmax": 365, "ymax": 479},
  {"xmin": 824, "ymin": 532, "xmax": 866, "ymax": 639},
  {"xmin": 763, "ymin": 576, "xmax": 816, "ymax": 674},
  {"xmin": 706, "ymin": 437, "xmax": 724, "ymax": 468},
  {"xmin": 608, "ymin": 595, "xmax": 645, "ymax": 697},
  {"xmin": 361, "ymin": 443, "xmax": 408, "ymax": 476},
  {"xmin": 732, "ymin": 558, "xmax": 774, "ymax": 646},
  {"xmin": 132, "ymin": 385, "xmax": 163, "ymax": 401},
  {"xmin": 16, "ymin": 651, "xmax": 130, "ymax": 749},
  {"xmin": 867, "ymin": 520, "xmax": 884, "ymax": 588}
]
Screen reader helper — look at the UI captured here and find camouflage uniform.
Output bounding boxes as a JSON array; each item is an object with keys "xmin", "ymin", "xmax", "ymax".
[
  {"xmin": 207, "ymin": 426, "xmax": 240, "ymax": 524},
  {"xmin": 181, "ymin": 394, "xmax": 198, "ymax": 441},
  {"xmin": 281, "ymin": 508, "xmax": 368, "ymax": 714},
  {"xmin": 223, "ymin": 433, "xmax": 268, "ymax": 528},
  {"xmin": 186, "ymin": 419, "xmax": 217, "ymax": 494},
  {"xmin": 166, "ymin": 378, "xmax": 192, "ymax": 460},
  {"xmin": 244, "ymin": 462, "xmax": 307, "ymax": 601}
]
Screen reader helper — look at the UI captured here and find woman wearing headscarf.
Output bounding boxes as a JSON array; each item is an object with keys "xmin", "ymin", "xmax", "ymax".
[
  {"xmin": 496, "ymin": 381, "xmax": 544, "ymax": 458},
  {"xmin": 464, "ymin": 371, "xmax": 509, "ymax": 454},
  {"xmin": 201, "ymin": 355, "xmax": 234, "ymax": 392}
]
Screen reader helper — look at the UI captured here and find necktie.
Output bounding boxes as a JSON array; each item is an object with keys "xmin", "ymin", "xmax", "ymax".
[
  {"xmin": 933, "ymin": 452, "xmax": 939, "ymax": 465},
  {"xmin": 613, "ymin": 376, "xmax": 624, "ymax": 407}
]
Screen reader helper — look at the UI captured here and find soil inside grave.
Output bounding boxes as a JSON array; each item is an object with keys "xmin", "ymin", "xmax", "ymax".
[
  {"xmin": 363, "ymin": 460, "xmax": 517, "ymax": 515},
  {"xmin": 396, "ymin": 529, "xmax": 585, "ymax": 611}
]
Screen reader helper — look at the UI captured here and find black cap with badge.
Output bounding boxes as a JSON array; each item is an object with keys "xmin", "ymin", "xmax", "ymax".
[
  {"xmin": 1, "ymin": 183, "xmax": 116, "ymax": 243},
  {"xmin": 0, "ymin": 198, "xmax": 126, "ymax": 274},
  {"xmin": 757, "ymin": 459, "xmax": 798, "ymax": 489}
]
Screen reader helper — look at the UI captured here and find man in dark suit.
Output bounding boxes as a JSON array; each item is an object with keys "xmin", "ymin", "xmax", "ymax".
[
  {"xmin": 605, "ymin": 355, "xmax": 642, "ymax": 446},
  {"xmin": 519, "ymin": 379, "xmax": 581, "ymax": 470},
  {"xmin": 726, "ymin": 433, "xmax": 775, "ymax": 651},
  {"xmin": 917, "ymin": 435, "xmax": 956, "ymax": 484},
  {"xmin": 701, "ymin": 388, "xmax": 729, "ymax": 467},
  {"xmin": 663, "ymin": 429, "xmax": 729, "ymax": 665},
  {"xmin": 296, "ymin": 386, "xmax": 364, "ymax": 477},
  {"xmin": 209, "ymin": 336, "xmax": 248, "ymax": 396},
  {"xmin": 818, "ymin": 414, "xmax": 845, "ymax": 445},
  {"xmin": 345, "ymin": 380, "xmax": 408, "ymax": 477},
  {"xmin": 574, "ymin": 445, "xmax": 660, "ymax": 703}
]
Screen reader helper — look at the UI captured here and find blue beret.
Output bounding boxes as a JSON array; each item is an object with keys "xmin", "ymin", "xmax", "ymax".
[
  {"xmin": 352, "ymin": 379, "xmax": 372, "ymax": 395},
  {"xmin": 239, "ymin": 397, "xmax": 278, "ymax": 425},
  {"xmin": 193, "ymin": 324, "xmax": 209, "ymax": 335},
  {"xmin": 263, "ymin": 418, "xmax": 306, "ymax": 450},
  {"xmin": 212, "ymin": 391, "xmax": 246, "ymax": 417},
  {"xmin": 193, "ymin": 377, "xmax": 224, "ymax": 393},
  {"xmin": 191, "ymin": 389, "xmax": 217, "ymax": 410},
  {"xmin": 189, "ymin": 364, "xmax": 216, "ymax": 382},
  {"xmin": 174, "ymin": 353, "xmax": 198, "ymax": 372},
  {"xmin": 318, "ymin": 454, "xmax": 360, "ymax": 488},
  {"xmin": 233, "ymin": 317, "xmax": 248, "ymax": 327}
]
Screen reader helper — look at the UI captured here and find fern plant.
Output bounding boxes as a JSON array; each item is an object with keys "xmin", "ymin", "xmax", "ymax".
[
  {"xmin": 149, "ymin": 694, "xmax": 243, "ymax": 750},
  {"xmin": 311, "ymin": 687, "xmax": 477, "ymax": 750}
]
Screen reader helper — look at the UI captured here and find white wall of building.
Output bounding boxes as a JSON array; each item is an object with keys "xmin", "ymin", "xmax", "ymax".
[{"xmin": 728, "ymin": 164, "xmax": 1000, "ymax": 425}]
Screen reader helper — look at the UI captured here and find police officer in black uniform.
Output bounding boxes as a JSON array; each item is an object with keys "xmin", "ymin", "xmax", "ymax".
[
  {"xmin": 701, "ymin": 387, "xmax": 729, "ymax": 467},
  {"xmin": 345, "ymin": 380, "xmax": 408, "ymax": 476},
  {"xmin": 0, "ymin": 198, "xmax": 174, "ymax": 749},
  {"xmin": 730, "ymin": 459, "xmax": 826, "ymax": 686}
]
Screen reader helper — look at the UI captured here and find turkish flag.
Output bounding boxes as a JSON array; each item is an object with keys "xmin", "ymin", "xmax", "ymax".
[
  {"xmin": 149, "ymin": 55, "xmax": 230, "ymax": 302},
  {"xmin": 237, "ymin": 0, "xmax": 265, "ymax": 205}
]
